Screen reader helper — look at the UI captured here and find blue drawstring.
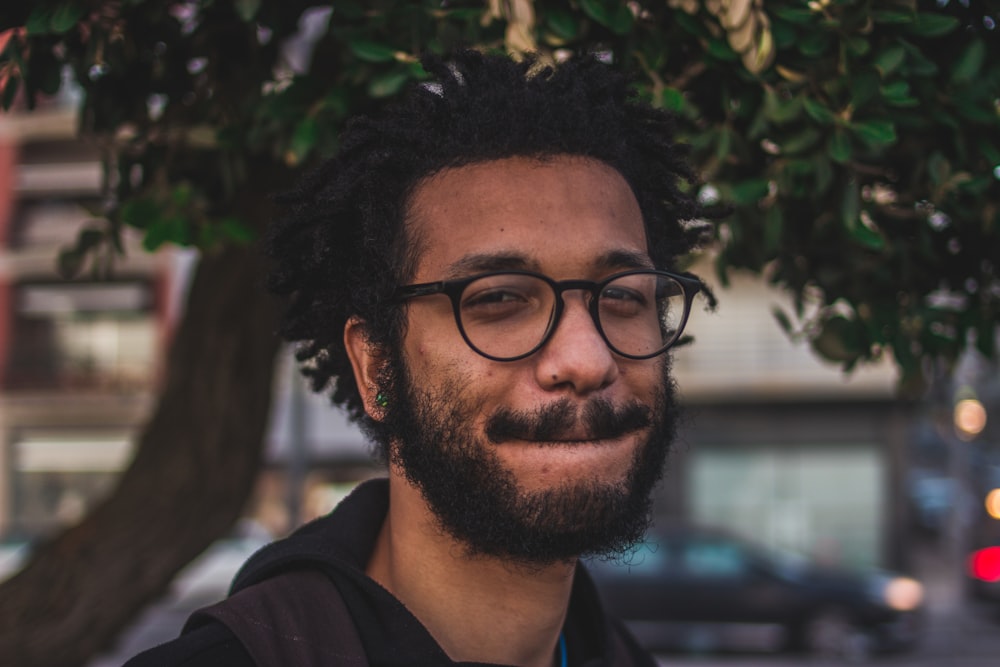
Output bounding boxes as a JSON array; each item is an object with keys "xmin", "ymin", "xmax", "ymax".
[{"xmin": 559, "ymin": 632, "xmax": 567, "ymax": 667}]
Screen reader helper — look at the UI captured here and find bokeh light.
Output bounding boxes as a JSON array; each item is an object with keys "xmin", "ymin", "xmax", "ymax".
[
  {"xmin": 986, "ymin": 489, "xmax": 1000, "ymax": 520},
  {"xmin": 954, "ymin": 398, "xmax": 987, "ymax": 440}
]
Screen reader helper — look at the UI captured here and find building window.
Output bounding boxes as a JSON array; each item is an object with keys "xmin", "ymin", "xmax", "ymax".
[
  {"xmin": 4, "ymin": 281, "xmax": 157, "ymax": 391},
  {"xmin": 7, "ymin": 431, "xmax": 133, "ymax": 539}
]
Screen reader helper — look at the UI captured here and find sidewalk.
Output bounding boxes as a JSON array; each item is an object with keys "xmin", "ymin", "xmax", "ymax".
[{"xmin": 897, "ymin": 540, "xmax": 1000, "ymax": 661}]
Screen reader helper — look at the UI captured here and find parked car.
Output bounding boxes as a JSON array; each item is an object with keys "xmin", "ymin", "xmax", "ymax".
[{"xmin": 585, "ymin": 524, "xmax": 924, "ymax": 659}]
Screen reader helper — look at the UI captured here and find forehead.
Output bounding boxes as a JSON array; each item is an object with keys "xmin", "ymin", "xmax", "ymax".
[{"xmin": 405, "ymin": 156, "xmax": 649, "ymax": 280}]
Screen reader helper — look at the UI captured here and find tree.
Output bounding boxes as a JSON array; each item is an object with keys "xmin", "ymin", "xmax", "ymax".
[{"xmin": 0, "ymin": 1, "xmax": 996, "ymax": 664}]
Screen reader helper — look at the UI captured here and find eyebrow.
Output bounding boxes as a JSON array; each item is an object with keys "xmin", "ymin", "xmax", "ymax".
[
  {"xmin": 443, "ymin": 248, "xmax": 653, "ymax": 280},
  {"xmin": 596, "ymin": 249, "xmax": 655, "ymax": 272},
  {"xmin": 443, "ymin": 252, "xmax": 538, "ymax": 279}
]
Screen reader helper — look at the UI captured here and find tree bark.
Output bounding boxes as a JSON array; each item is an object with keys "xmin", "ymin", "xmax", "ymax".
[{"xmin": 0, "ymin": 238, "xmax": 283, "ymax": 666}]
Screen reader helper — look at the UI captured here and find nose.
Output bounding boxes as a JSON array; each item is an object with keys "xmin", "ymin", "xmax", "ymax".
[{"xmin": 533, "ymin": 292, "xmax": 619, "ymax": 395}]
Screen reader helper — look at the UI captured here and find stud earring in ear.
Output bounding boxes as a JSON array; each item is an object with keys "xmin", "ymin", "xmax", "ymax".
[{"xmin": 375, "ymin": 392, "xmax": 389, "ymax": 408}]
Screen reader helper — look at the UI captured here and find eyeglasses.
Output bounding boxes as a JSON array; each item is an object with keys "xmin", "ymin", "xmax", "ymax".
[{"xmin": 394, "ymin": 269, "xmax": 701, "ymax": 361}]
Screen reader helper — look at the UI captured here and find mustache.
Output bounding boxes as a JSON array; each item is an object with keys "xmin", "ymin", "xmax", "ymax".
[{"xmin": 485, "ymin": 398, "xmax": 652, "ymax": 444}]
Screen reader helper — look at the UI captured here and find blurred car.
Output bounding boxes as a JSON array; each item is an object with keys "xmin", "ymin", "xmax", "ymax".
[
  {"xmin": 585, "ymin": 524, "xmax": 924, "ymax": 659},
  {"xmin": 906, "ymin": 469, "xmax": 956, "ymax": 537}
]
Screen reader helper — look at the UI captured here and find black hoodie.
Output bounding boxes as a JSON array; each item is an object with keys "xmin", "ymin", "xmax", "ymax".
[{"xmin": 124, "ymin": 478, "xmax": 655, "ymax": 667}]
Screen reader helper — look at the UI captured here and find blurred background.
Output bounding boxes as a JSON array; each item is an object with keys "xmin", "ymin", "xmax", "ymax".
[
  {"xmin": 0, "ymin": 2, "xmax": 998, "ymax": 666},
  {"xmin": 0, "ymin": 91, "xmax": 996, "ymax": 665}
]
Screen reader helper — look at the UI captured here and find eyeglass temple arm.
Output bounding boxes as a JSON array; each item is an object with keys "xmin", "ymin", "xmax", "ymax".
[
  {"xmin": 676, "ymin": 271, "xmax": 716, "ymax": 311},
  {"xmin": 395, "ymin": 282, "xmax": 446, "ymax": 300}
]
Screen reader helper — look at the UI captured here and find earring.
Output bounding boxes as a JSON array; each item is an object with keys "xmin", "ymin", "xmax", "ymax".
[{"xmin": 375, "ymin": 392, "xmax": 389, "ymax": 408}]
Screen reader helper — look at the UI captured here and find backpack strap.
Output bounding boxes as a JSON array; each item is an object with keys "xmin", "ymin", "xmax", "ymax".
[{"xmin": 185, "ymin": 569, "xmax": 368, "ymax": 667}]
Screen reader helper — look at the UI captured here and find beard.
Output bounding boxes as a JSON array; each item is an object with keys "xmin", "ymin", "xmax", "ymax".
[{"xmin": 376, "ymin": 349, "xmax": 681, "ymax": 567}]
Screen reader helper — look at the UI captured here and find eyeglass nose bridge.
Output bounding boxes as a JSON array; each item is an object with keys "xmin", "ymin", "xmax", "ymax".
[{"xmin": 537, "ymin": 278, "xmax": 611, "ymax": 354}]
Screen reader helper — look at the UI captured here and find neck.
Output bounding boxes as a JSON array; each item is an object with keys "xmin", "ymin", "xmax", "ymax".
[{"xmin": 366, "ymin": 470, "xmax": 574, "ymax": 667}]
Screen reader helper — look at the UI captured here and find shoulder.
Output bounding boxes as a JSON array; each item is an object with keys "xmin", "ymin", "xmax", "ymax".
[
  {"xmin": 607, "ymin": 618, "xmax": 658, "ymax": 667},
  {"xmin": 122, "ymin": 621, "xmax": 255, "ymax": 667}
]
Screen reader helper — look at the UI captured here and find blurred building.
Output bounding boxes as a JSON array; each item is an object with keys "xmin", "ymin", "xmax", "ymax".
[
  {"xmin": 666, "ymin": 268, "xmax": 907, "ymax": 572},
  {"xmin": 0, "ymin": 96, "xmax": 176, "ymax": 542}
]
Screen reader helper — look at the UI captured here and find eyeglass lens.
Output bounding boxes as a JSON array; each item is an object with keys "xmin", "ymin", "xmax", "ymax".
[{"xmin": 456, "ymin": 272, "xmax": 686, "ymax": 360}]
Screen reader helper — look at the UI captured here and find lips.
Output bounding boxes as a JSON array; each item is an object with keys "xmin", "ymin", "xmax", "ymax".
[{"xmin": 485, "ymin": 397, "xmax": 651, "ymax": 445}]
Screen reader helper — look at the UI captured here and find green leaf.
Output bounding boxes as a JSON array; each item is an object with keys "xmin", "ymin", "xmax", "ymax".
[
  {"xmin": 812, "ymin": 153, "xmax": 833, "ymax": 194},
  {"xmin": 730, "ymin": 178, "xmax": 770, "ymax": 205},
  {"xmin": 811, "ymin": 315, "xmax": 861, "ymax": 363},
  {"xmin": 171, "ymin": 183, "xmax": 193, "ymax": 207},
  {"xmin": 348, "ymin": 39, "xmax": 397, "ymax": 63},
  {"xmin": 120, "ymin": 197, "xmax": 161, "ymax": 229},
  {"xmin": 234, "ymin": 0, "xmax": 261, "ymax": 22},
  {"xmin": 367, "ymin": 69, "xmax": 409, "ymax": 98},
  {"xmin": 660, "ymin": 87, "xmax": 685, "ymax": 112},
  {"xmin": 706, "ymin": 38, "xmax": 738, "ymax": 61},
  {"xmin": 798, "ymin": 31, "xmax": 831, "ymax": 57},
  {"xmin": 950, "ymin": 39, "xmax": 985, "ymax": 84},
  {"xmin": 288, "ymin": 116, "xmax": 318, "ymax": 164},
  {"xmin": 873, "ymin": 45, "xmax": 906, "ymax": 77},
  {"xmin": 579, "ymin": 0, "xmax": 610, "ymax": 26},
  {"xmin": 880, "ymin": 80, "xmax": 910, "ymax": 100},
  {"xmin": 927, "ymin": 152, "xmax": 949, "ymax": 186},
  {"xmin": 580, "ymin": 0, "xmax": 632, "ymax": 33},
  {"xmin": 763, "ymin": 206, "xmax": 784, "ymax": 254},
  {"xmin": 850, "ymin": 215, "xmax": 886, "ymax": 250},
  {"xmin": 76, "ymin": 227, "xmax": 105, "ymax": 252},
  {"xmin": 803, "ymin": 98, "xmax": 836, "ymax": 125},
  {"xmin": 24, "ymin": 2, "xmax": 84, "ymax": 34},
  {"xmin": 220, "ymin": 217, "xmax": 255, "ymax": 244},
  {"xmin": 841, "ymin": 178, "xmax": 860, "ymax": 230},
  {"xmin": 714, "ymin": 126, "xmax": 733, "ymax": 163},
  {"xmin": 844, "ymin": 36, "xmax": 870, "ymax": 57},
  {"xmin": 143, "ymin": 216, "xmax": 189, "ymax": 251},
  {"xmin": 771, "ymin": 7, "xmax": 815, "ymax": 24},
  {"xmin": 25, "ymin": 7, "xmax": 53, "ymax": 34},
  {"xmin": 871, "ymin": 11, "xmax": 914, "ymax": 25},
  {"xmin": 772, "ymin": 307, "xmax": 794, "ymax": 336},
  {"xmin": 546, "ymin": 8, "xmax": 579, "ymax": 40},
  {"xmin": 906, "ymin": 12, "xmax": 960, "ymax": 37},
  {"xmin": 57, "ymin": 248, "xmax": 85, "ymax": 279},
  {"xmin": 50, "ymin": 2, "xmax": 85, "ymax": 33},
  {"xmin": 852, "ymin": 119, "xmax": 897, "ymax": 147},
  {"xmin": 763, "ymin": 88, "xmax": 803, "ymax": 124},
  {"xmin": 2, "ymin": 77, "xmax": 19, "ymax": 111},
  {"xmin": 980, "ymin": 142, "xmax": 1000, "ymax": 168},
  {"xmin": 897, "ymin": 39, "xmax": 939, "ymax": 76},
  {"xmin": 780, "ymin": 127, "xmax": 822, "ymax": 155},
  {"xmin": 771, "ymin": 20, "xmax": 797, "ymax": 49},
  {"xmin": 849, "ymin": 70, "xmax": 879, "ymax": 110}
]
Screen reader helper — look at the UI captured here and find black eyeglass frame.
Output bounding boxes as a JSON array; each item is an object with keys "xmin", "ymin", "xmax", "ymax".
[{"xmin": 393, "ymin": 269, "xmax": 702, "ymax": 362}]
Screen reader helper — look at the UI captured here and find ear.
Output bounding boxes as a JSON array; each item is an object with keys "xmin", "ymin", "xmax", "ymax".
[{"xmin": 344, "ymin": 316, "xmax": 386, "ymax": 420}]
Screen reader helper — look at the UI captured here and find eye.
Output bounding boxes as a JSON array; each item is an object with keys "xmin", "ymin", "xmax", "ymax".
[
  {"xmin": 599, "ymin": 276, "xmax": 655, "ymax": 318},
  {"xmin": 463, "ymin": 288, "xmax": 528, "ymax": 309},
  {"xmin": 601, "ymin": 286, "xmax": 646, "ymax": 304},
  {"xmin": 460, "ymin": 275, "xmax": 546, "ymax": 323}
]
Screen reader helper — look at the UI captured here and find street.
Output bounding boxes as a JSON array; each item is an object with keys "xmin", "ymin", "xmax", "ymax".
[{"xmin": 656, "ymin": 543, "xmax": 1000, "ymax": 667}]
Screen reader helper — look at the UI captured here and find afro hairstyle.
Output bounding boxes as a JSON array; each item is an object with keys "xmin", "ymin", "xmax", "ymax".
[{"xmin": 265, "ymin": 48, "xmax": 715, "ymax": 436}]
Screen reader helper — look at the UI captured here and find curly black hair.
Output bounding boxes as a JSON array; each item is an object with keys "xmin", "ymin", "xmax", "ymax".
[{"xmin": 265, "ymin": 48, "xmax": 714, "ymax": 440}]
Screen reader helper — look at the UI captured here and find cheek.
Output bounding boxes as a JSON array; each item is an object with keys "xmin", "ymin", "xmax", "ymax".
[{"xmin": 621, "ymin": 361, "xmax": 665, "ymax": 396}]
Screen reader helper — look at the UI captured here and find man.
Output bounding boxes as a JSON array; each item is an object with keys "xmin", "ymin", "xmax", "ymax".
[{"xmin": 126, "ymin": 48, "xmax": 715, "ymax": 667}]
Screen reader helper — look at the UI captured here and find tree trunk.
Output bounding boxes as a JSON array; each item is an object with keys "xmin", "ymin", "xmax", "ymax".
[{"xmin": 0, "ymin": 238, "xmax": 283, "ymax": 666}]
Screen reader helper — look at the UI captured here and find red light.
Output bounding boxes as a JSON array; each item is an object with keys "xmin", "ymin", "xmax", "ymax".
[{"xmin": 969, "ymin": 547, "xmax": 1000, "ymax": 582}]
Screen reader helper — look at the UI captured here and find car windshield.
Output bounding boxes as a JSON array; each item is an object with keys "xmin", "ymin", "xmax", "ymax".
[{"xmin": 586, "ymin": 530, "xmax": 813, "ymax": 583}]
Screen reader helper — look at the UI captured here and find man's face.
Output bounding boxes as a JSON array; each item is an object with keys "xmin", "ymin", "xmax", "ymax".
[{"xmin": 380, "ymin": 155, "xmax": 679, "ymax": 563}]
